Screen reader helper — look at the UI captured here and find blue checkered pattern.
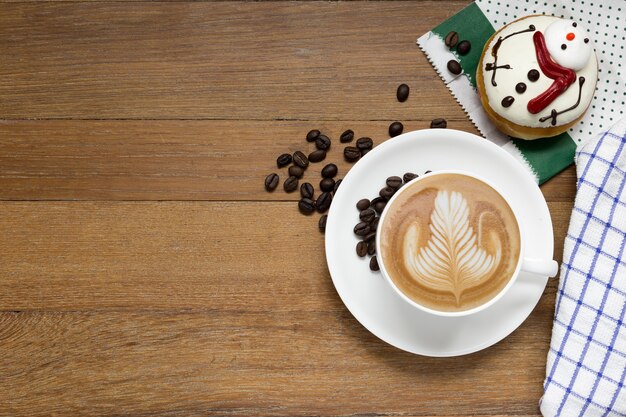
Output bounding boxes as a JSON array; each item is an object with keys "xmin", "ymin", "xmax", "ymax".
[{"xmin": 541, "ymin": 117, "xmax": 626, "ymax": 417}]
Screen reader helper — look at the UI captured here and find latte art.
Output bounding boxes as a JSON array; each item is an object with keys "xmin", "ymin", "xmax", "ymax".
[
  {"xmin": 404, "ymin": 190, "xmax": 502, "ymax": 305},
  {"xmin": 379, "ymin": 173, "xmax": 521, "ymax": 312}
]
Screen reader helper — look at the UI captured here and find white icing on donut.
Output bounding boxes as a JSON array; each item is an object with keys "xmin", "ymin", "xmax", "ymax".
[
  {"xmin": 544, "ymin": 19, "xmax": 592, "ymax": 71},
  {"xmin": 480, "ymin": 15, "xmax": 597, "ymax": 129}
]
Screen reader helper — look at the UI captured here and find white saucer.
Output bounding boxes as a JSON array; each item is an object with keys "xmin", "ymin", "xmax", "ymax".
[{"xmin": 325, "ymin": 129, "xmax": 554, "ymax": 357}]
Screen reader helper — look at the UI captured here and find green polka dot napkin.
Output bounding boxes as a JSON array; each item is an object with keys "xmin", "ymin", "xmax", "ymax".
[{"xmin": 417, "ymin": 0, "xmax": 625, "ymax": 184}]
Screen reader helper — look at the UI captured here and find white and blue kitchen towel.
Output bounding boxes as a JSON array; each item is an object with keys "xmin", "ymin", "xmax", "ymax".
[{"xmin": 542, "ymin": 116, "xmax": 626, "ymax": 417}]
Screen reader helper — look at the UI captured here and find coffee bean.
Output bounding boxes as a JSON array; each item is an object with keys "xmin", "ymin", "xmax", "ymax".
[
  {"xmin": 374, "ymin": 200, "xmax": 387, "ymax": 215},
  {"xmin": 356, "ymin": 199, "xmax": 370, "ymax": 211},
  {"xmin": 501, "ymin": 96, "xmax": 515, "ymax": 108},
  {"xmin": 340, "ymin": 129, "xmax": 354, "ymax": 143},
  {"xmin": 370, "ymin": 217, "xmax": 380, "ymax": 231},
  {"xmin": 356, "ymin": 241, "xmax": 368, "ymax": 257},
  {"xmin": 308, "ymin": 149, "xmax": 326, "ymax": 163},
  {"xmin": 367, "ymin": 240, "xmax": 376, "ymax": 255},
  {"xmin": 321, "ymin": 163, "xmax": 338, "ymax": 178},
  {"xmin": 386, "ymin": 176, "xmax": 403, "ymax": 190},
  {"xmin": 276, "ymin": 153, "xmax": 292, "ymax": 168},
  {"xmin": 316, "ymin": 192, "xmax": 332, "ymax": 213},
  {"xmin": 424, "ymin": 170, "xmax": 432, "ymax": 174},
  {"xmin": 361, "ymin": 148, "xmax": 371, "ymax": 157},
  {"xmin": 293, "ymin": 151, "xmax": 309, "ymax": 169},
  {"xmin": 370, "ymin": 196, "xmax": 384, "ymax": 206},
  {"xmin": 516, "ymin": 82, "xmax": 527, "ymax": 94},
  {"xmin": 356, "ymin": 137, "xmax": 373, "ymax": 150},
  {"xmin": 527, "ymin": 69, "xmax": 540, "ymax": 82},
  {"xmin": 320, "ymin": 178, "xmax": 335, "ymax": 192},
  {"xmin": 284, "ymin": 176, "xmax": 299, "ymax": 192},
  {"xmin": 298, "ymin": 198, "xmax": 316, "ymax": 215},
  {"xmin": 457, "ymin": 40, "xmax": 471, "ymax": 55},
  {"xmin": 363, "ymin": 231, "xmax": 376, "ymax": 242},
  {"xmin": 288, "ymin": 165, "xmax": 304, "ymax": 178},
  {"xmin": 396, "ymin": 84, "xmax": 410, "ymax": 102},
  {"xmin": 333, "ymin": 179, "xmax": 342, "ymax": 194},
  {"xmin": 318, "ymin": 214, "xmax": 327, "ymax": 233},
  {"xmin": 444, "ymin": 31, "xmax": 459, "ymax": 48},
  {"xmin": 265, "ymin": 173, "xmax": 279, "ymax": 191},
  {"xmin": 389, "ymin": 122, "xmax": 404, "ymax": 138},
  {"xmin": 344, "ymin": 146, "xmax": 361, "ymax": 162},
  {"xmin": 300, "ymin": 182, "xmax": 314, "ymax": 199},
  {"xmin": 430, "ymin": 118, "xmax": 447, "ymax": 129},
  {"xmin": 360, "ymin": 208, "xmax": 376, "ymax": 223},
  {"xmin": 447, "ymin": 59, "xmax": 462, "ymax": 75},
  {"xmin": 354, "ymin": 221, "xmax": 370, "ymax": 236},
  {"xmin": 379, "ymin": 186, "xmax": 396, "ymax": 200},
  {"xmin": 403, "ymin": 172, "xmax": 418, "ymax": 183},
  {"xmin": 306, "ymin": 129, "xmax": 320, "ymax": 142},
  {"xmin": 315, "ymin": 134, "xmax": 331, "ymax": 151},
  {"xmin": 369, "ymin": 256, "xmax": 380, "ymax": 271}
]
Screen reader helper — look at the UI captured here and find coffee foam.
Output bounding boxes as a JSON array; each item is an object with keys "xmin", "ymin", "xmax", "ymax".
[{"xmin": 380, "ymin": 174, "xmax": 521, "ymax": 312}]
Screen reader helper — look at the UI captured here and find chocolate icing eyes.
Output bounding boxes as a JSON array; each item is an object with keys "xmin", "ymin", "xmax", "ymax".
[{"xmin": 544, "ymin": 20, "xmax": 592, "ymax": 71}]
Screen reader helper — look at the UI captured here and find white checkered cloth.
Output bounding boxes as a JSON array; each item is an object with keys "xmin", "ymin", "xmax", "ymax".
[{"xmin": 542, "ymin": 116, "xmax": 626, "ymax": 417}]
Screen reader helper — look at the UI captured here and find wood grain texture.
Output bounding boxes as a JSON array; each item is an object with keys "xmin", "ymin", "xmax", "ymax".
[
  {"xmin": 0, "ymin": 1, "xmax": 468, "ymax": 120},
  {"xmin": 0, "ymin": 0, "xmax": 580, "ymax": 415}
]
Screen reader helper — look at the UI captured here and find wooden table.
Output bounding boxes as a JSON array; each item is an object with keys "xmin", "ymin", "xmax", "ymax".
[{"xmin": 0, "ymin": 1, "xmax": 577, "ymax": 415}]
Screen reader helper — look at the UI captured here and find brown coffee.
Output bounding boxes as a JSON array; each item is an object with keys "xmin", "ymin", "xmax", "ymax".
[{"xmin": 379, "ymin": 173, "xmax": 521, "ymax": 312}]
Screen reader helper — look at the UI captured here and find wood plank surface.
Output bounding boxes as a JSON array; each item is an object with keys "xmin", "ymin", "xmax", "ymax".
[
  {"xmin": 0, "ymin": 201, "xmax": 572, "ymax": 416},
  {"xmin": 0, "ymin": 0, "xmax": 580, "ymax": 415}
]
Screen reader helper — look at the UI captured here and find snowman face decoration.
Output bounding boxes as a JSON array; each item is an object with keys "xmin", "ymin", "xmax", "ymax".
[{"xmin": 544, "ymin": 20, "xmax": 592, "ymax": 70}]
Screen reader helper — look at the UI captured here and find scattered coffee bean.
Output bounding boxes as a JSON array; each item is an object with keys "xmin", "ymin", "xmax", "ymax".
[
  {"xmin": 444, "ymin": 31, "xmax": 459, "ymax": 48},
  {"xmin": 344, "ymin": 146, "xmax": 361, "ymax": 162},
  {"xmin": 306, "ymin": 129, "xmax": 320, "ymax": 142},
  {"xmin": 293, "ymin": 151, "xmax": 309, "ymax": 169},
  {"xmin": 300, "ymin": 182, "xmax": 314, "ymax": 199},
  {"xmin": 340, "ymin": 129, "xmax": 354, "ymax": 143},
  {"xmin": 298, "ymin": 198, "xmax": 316, "ymax": 215},
  {"xmin": 370, "ymin": 217, "xmax": 380, "ymax": 231},
  {"xmin": 389, "ymin": 122, "xmax": 404, "ymax": 138},
  {"xmin": 333, "ymin": 179, "xmax": 342, "ymax": 194},
  {"xmin": 430, "ymin": 118, "xmax": 447, "ymax": 129},
  {"xmin": 396, "ymin": 83, "xmax": 410, "ymax": 102},
  {"xmin": 316, "ymin": 192, "xmax": 332, "ymax": 213},
  {"xmin": 289, "ymin": 165, "xmax": 304, "ymax": 178},
  {"xmin": 265, "ymin": 173, "xmax": 279, "ymax": 191},
  {"xmin": 527, "ymin": 69, "xmax": 540, "ymax": 82},
  {"xmin": 363, "ymin": 231, "xmax": 376, "ymax": 242},
  {"xmin": 277, "ymin": 153, "xmax": 292, "ymax": 168},
  {"xmin": 379, "ymin": 186, "xmax": 396, "ymax": 200},
  {"xmin": 370, "ymin": 196, "xmax": 384, "ymax": 206},
  {"xmin": 308, "ymin": 149, "xmax": 326, "ymax": 163},
  {"xmin": 356, "ymin": 241, "xmax": 368, "ymax": 257},
  {"xmin": 369, "ymin": 256, "xmax": 380, "ymax": 271},
  {"xmin": 424, "ymin": 170, "xmax": 432, "ymax": 174},
  {"xmin": 321, "ymin": 163, "xmax": 338, "ymax": 178},
  {"xmin": 361, "ymin": 148, "xmax": 371, "ymax": 157},
  {"xmin": 318, "ymin": 214, "xmax": 327, "ymax": 233},
  {"xmin": 386, "ymin": 176, "xmax": 403, "ymax": 190},
  {"xmin": 284, "ymin": 176, "xmax": 299, "ymax": 192},
  {"xmin": 320, "ymin": 178, "xmax": 335, "ymax": 192},
  {"xmin": 403, "ymin": 172, "xmax": 418, "ymax": 183},
  {"xmin": 354, "ymin": 221, "xmax": 370, "ymax": 236},
  {"xmin": 315, "ymin": 134, "xmax": 331, "ymax": 151},
  {"xmin": 457, "ymin": 40, "xmax": 471, "ymax": 55},
  {"xmin": 374, "ymin": 200, "xmax": 387, "ymax": 214},
  {"xmin": 516, "ymin": 82, "xmax": 527, "ymax": 94},
  {"xmin": 501, "ymin": 96, "xmax": 515, "ymax": 108},
  {"xmin": 356, "ymin": 137, "xmax": 373, "ymax": 150},
  {"xmin": 356, "ymin": 198, "xmax": 370, "ymax": 211},
  {"xmin": 360, "ymin": 208, "xmax": 376, "ymax": 223},
  {"xmin": 447, "ymin": 59, "xmax": 462, "ymax": 75},
  {"xmin": 367, "ymin": 240, "xmax": 376, "ymax": 255}
]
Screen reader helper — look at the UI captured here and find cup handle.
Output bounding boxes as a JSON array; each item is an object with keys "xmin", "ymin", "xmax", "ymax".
[{"xmin": 521, "ymin": 257, "xmax": 559, "ymax": 278}]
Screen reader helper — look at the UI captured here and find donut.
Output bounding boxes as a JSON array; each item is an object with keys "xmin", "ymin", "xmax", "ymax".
[{"xmin": 476, "ymin": 15, "xmax": 598, "ymax": 140}]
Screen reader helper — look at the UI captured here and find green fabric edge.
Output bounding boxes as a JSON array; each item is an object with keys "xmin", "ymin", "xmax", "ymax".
[{"xmin": 427, "ymin": 2, "xmax": 576, "ymax": 184}]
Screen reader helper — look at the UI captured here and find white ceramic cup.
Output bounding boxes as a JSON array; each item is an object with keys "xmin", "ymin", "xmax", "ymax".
[{"xmin": 376, "ymin": 169, "xmax": 558, "ymax": 318}]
